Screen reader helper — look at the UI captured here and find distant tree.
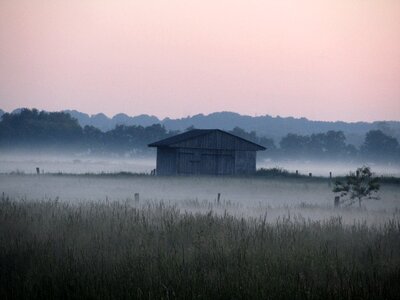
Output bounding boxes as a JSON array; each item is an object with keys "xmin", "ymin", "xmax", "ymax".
[
  {"xmin": 230, "ymin": 127, "xmax": 257, "ymax": 142},
  {"xmin": 279, "ymin": 134, "xmax": 310, "ymax": 157},
  {"xmin": 0, "ymin": 108, "xmax": 83, "ymax": 148},
  {"xmin": 344, "ymin": 144, "xmax": 358, "ymax": 158},
  {"xmin": 144, "ymin": 124, "xmax": 174, "ymax": 143},
  {"xmin": 0, "ymin": 109, "xmax": 176, "ymax": 154},
  {"xmin": 258, "ymin": 136, "xmax": 276, "ymax": 152},
  {"xmin": 324, "ymin": 131, "xmax": 347, "ymax": 157},
  {"xmin": 333, "ymin": 166, "xmax": 380, "ymax": 208},
  {"xmin": 104, "ymin": 123, "xmax": 173, "ymax": 152},
  {"xmin": 308, "ymin": 133, "xmax": 325, "ymax": 156},
  {"xmin": 83, "ymin": 125, "xmax": 105, "ymax": 151},
  {"xmin": 229, "ymin": 127, "xmax": 276, "ymax": 155},
  {"xmin": 307, "ymin": 131, "xmax": 347, "ymax": 158},
  {"xmin": 361, "ymin": 130, "xmax": 399, "ymax": 159},
  {"xmin": 375, "ymin": 121, "xmax": 396, "ymax": 138}
]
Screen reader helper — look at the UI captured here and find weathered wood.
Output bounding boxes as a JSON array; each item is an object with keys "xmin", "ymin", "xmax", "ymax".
[
  {"xmin": 334, "ymin": 196, "xmax": 340, "ymax": 208},
  {"xmin": 156, "ymin": 148, "xmax": 177, "ymax": 175},
  {"xmin": 170, "ymin": 130, "xmax": 263, "ymax": 151},
  {"xmin": 152, "ymin": 129, "xmax": 264, "ymax": 176}
]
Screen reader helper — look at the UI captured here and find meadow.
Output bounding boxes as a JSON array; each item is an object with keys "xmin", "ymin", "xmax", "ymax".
[
  {"xmin": 1, "ymin": 152, "xmax": 400, "ymax": 177},
  {"xmin": 0, "ymin": 173, "xmax": 400, "ymax": 299}
]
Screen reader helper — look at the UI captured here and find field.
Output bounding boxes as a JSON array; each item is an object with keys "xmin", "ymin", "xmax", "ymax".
[
  {"xmin": 1, "ymin": 152, "xmax": 400, "ymax": 177},
  {"xmin": 1, "ymin": 174, "xmax": 400, "ymax": 299}
]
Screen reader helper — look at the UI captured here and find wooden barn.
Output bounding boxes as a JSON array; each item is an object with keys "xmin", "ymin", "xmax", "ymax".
[{"xmin": 148, "ymin": 129, "xmax": 266, "ymax": 175}]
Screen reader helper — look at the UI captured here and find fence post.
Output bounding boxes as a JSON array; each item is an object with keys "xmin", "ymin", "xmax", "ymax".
[
  {"xmin": 334, "ymin": 196, "xmax": 340, "ymax": 208},
  {"xmin": 134, "ymin": 193, "xmax": 140, "ymax": 203},
  {"xmin": 36, "ymin": 167, "xmax": 40, "ymax": 175},
  {"xmin": 295, "ymin": 170, "xmax": 299, "ymax": 176},
  {"xmin": 309, "ymin": 172, "xmax": 312, "ymax": 177},
  {"xmin": 217, "ymin": 193, "xmax": 221, "ymax": 205}
]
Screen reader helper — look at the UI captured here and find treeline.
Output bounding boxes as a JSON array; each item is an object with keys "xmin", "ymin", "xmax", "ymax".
[
  {"xmin": 0, "ymin": 109, "xmax": 176, "ymax": 153},
  {"xmin": 230, "ymin": 126, "xmax": 399, "ymax": 161},
  {"xmin": 0, "ymin": 109, "xmax": 399, "ymax": 162}
]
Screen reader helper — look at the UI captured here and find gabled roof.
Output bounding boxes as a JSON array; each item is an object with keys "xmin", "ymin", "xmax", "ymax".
[
  {"xmin": 148, "ymin": 129, "xmax": 213, "ymax": 147},
  {"xmin": 148, "ymin": 129, "xmax": 266, "ymax": 151}
]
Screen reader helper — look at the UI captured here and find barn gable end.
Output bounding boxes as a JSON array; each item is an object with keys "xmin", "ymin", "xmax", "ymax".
[{"xmin": 166, "ymin": 130, "xmax": 264, "ymax": 151}]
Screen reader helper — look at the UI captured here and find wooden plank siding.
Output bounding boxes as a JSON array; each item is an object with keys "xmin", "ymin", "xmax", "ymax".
[
  {"xmin": 176, "ymin": 149, "xmax": 235, "ymax": 175},
  {"xmin": 171, "ymin": 130, "xmax": 262, "ymax": 151},
  {"xmin": 156, "ymin": 148, "xmax": 177, "ymax": 175},
  {"xmin": 149, "ymin": 129, "xmax": 265, "ymax": 176}
]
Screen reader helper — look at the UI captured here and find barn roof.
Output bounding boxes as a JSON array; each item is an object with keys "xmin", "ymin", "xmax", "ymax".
[{"xmin": 148, "ymin": 129, "xmax": 266, "ymax": 151}]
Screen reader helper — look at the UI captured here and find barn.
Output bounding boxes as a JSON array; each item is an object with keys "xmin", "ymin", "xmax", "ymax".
[{"xmin": 148, "ymin": 129, "xmax": 266, "ymax": 175}]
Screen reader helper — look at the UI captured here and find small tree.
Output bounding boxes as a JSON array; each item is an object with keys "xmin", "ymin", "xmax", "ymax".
[{"xmin": 333, "ymin": 166, "xmax": 380, "ymax": 207}]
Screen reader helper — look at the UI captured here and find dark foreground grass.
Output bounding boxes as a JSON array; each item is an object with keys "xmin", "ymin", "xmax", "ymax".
[{"xmin": 0, "ymin": 196, "xmax": 399, "ymax": 300}]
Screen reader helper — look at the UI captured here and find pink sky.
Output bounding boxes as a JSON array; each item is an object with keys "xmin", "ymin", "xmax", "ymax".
[{"xmin": 0, "ymin": 0, "xmax": 399, "ymax": 121}]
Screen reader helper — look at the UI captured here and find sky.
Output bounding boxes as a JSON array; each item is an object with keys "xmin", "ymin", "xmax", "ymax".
[{"xmin": 0, "ymin": 0, "xmax": 399, "ymax": 122}]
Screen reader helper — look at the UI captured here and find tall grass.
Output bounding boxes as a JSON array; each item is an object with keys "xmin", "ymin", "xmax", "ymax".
[{"xmin": 0, "ymin": 195, "xmax": 399, "ymax": 299}]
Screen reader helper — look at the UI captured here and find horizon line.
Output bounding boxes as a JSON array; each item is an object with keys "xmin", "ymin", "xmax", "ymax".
[{"xmin": 1, "ymin": 107, "xmax": 399, "ymax": 124}]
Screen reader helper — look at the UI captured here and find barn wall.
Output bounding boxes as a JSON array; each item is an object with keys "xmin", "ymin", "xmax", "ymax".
[
  {"xmin": 215, "ymin": 150, "xmax": 235, "ymax": 175},
  {"xmin": 156, "ymin": 147, "xmax": 177, "ymax": 175},
  {"xmin": 235, "ymin": 151, "xmax": 256, "ymax": 174},
  {"xmin": 177, "ymin": 149, "xmax": 201, "ymax": 175},
  {"xmin": 156, "ymin": 147, "xmax": 257, "ymax": 175},
  {"xmin": 172, "ymin": 131, "xmax": 262, "ymax": 151},
  {"xmin": 176, "ymin": 148, "xmax": 235, "ymax": 175}
]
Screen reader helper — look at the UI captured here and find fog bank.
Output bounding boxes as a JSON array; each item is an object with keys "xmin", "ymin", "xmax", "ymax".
[
  {"xmin": 1, "ymin": 174, "xmax": 399, "ymax": 225},
  {"xmin": 1, "ymin": 152, "xmax": 399, "ymax": 177}
]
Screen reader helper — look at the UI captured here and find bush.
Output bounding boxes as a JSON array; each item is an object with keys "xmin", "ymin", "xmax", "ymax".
[{"xmin": 333, "ymin": 166, "xmax": 380, "ymax": 207}]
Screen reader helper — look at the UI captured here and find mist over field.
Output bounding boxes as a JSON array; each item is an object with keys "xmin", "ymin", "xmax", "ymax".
[
  {"xmin": 0, "ymin": 152, "xmax": 155, "ymax": 174},
  {"xmin": 259, "ymin": 159, "xmax": 400, "ymax": 177},
  {"xmin": 2, "ymin": 115, "xmax": 399, "ymax": 300},
  {"xmin": 1, "ymin": 152, "xmax": 399, "ymax": 177},
  {"xmin": 1, "ymin": 112, "xmax": 399, "ymax": 300},
  {"xmin": 1, "ymin": 169, "xmax": 399, "ymax": 227}
]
